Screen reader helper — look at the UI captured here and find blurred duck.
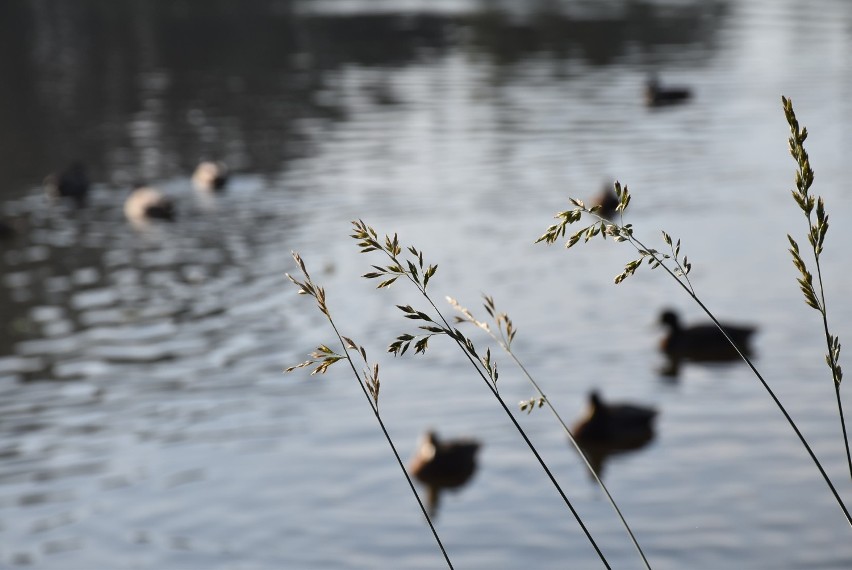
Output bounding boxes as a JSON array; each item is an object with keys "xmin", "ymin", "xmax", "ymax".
[
  {"xmin": 659, "ymin": 308, "xmax": 756, "ymax": 362},
  {"xmin": 573, "ymin": 390, "xmax": 657, "ymax": 446},
  {"xmin": 409, "ymin": 431, "xmax": 480, "ymax": 516},
  {"xmin": 192, "ymin": 161, "xmax": 229, "ymax": 192},
  {"xmin": 124, "ymin": 186, "xmax": 175, "ymax": 224},
  {"xmin": 645, "ymin": 75, "xmax": 692, "ymax": 107},
  {"xmin": 44, "ymin": 161, "xmax": 90, "ymax": 207},
  {"xmin": 590, "ymin": 183, "xmax": 619, "ymax": 219},
  {"xmin": 572, "ymin": 391, "xmax": 657, "ymax": 478}
]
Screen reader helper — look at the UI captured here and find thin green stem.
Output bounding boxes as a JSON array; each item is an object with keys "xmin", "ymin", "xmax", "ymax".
[
  {"xmin": 835, "ymin": 383, "xmax": 852, "ymax": 481},
  {"xmin": 373, "ymin": 244, "xmax": 612, "ymax": 568},
  {"xmin": 420, "ymin": 290, "xmax": 612, "ymax": 569},
  {"xmin": 289, "ymin": 258, "xmax": 454, "ymax": 569},
  {"xmin": 628, "ymin": 235, "xmax": 852, "ymax": 526},
  {"xmin": 812, "ymin": 255, "xmax": 852, "ymax": 481},
  {"xmin": 490, "ymin": 328, "xmax": 652, "ymax": 570},
  {"xmin": 785, "ymin": 94, "xmax": 851, "ymax": 481},
  {"xmin": 325, "ymin": 318, "xmax": 455, "ymax": 569}
]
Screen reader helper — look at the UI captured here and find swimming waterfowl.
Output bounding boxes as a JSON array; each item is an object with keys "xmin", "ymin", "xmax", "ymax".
[
  {"xmin": 645, "ymin": 75, "xmax": 692, "ymax": 107},
  {"xmin": 572, "ymin": 390, "xmax": 657, "ymax": 446},
  {"xmin": 409, "ymin": 430, "xmax": 480, "ymax": 487},
  {"xmin": 192, "ymin": 161, "xmax": 229, "ymax": 192},
  {"xmin": 659, "ymin": 308, "xmax": 756, "ymax": 362},
  {"xmin": 124, "ymin": 186, "xmax": 176, "ymax": 224},
  {"xmin": 409, "ymin": 431, "xmax": 480, "ymax": 516},
  {"xmin": 44, "ymin": 161, "xmax": 90, "ymax": 207},
  {"xmin": 571, "ymin": 390, "xmax": 657, "ymax": 478},
  {"xmin": 590, "ymin": 184, "xmax": 619, "ymax": 219}
]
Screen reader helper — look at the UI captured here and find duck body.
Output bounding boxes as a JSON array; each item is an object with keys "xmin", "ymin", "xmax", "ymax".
[
  {"xmin": 659, "ymin": 309, "xmax": 755, "ymax": 362},
  {"xmin": 192, "ymin": 161, "xmax": 229, "ymax": 192},
  {"xmin": 409, "ymin": 431, "xmax": 480, "ymax": 489},
  {"xmin": 45, "ymin": 161, "xmax": 90, "ymax": 207},
  {"xmin": 590, "ymin": 184, "xmax": 619, "ymax": 219},
  {"xmin": 572, "ymin": 391, "xmax": 657, "ymax": 478},
  {"xmin": 124, "ymin": 186, "xmax": 176, "ymax": 224},
  {"xmin": 645, "ymin": 76, "xmax": 692, "ymax": 107},
  {"xmin": 573, "ymin": 391, "xmax": 656, "ymax": 446}
]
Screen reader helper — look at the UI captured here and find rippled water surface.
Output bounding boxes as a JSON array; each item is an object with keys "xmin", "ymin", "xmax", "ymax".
[{"xmin": 1, "ymin": 0, "xmax": 852, "ymax": 568}]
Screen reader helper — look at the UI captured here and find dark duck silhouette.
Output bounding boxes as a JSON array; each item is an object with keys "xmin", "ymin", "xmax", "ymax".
[
  {"xmin": 572, "ymin": 390, "xmax": 657, "ymax": 478},
  {"xmin": 659, "ymin": 308, "xmax": 756, "ymax": 363},
  {"xmin": 645, "ymin": 75, "xmax": 692, "ymax": 108},
  {"xmin": 124, "ymin": 185, "xmax": 176, "ymax": 225},
  {"xmin": 409, "ymin": 431, "xmax": 481, "ymax": 517},
  {"xmin": 590, "ymin": 183, "xmax": 620, "ymax": 219},
  {"xmin": 44, "ymin": 161, "xmax": 90, "ymax": 207}
]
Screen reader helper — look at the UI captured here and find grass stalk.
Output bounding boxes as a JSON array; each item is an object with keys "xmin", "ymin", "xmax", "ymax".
[
  {"xmin": 449, "ymin": 295, "xmax": 653, "ymax": 570},
  {"xmin": 536, "ymin": 121, "xmax": 852, "ymax": 525},
  {"xmin": 352, "ymin": 221, "xmax": 613, "ymax": 569},
  {"xmin": 285, "ymin": 252, "xmax": 455, "ymax": 569},
  {"xmin": 781, "ymin": 95, "xmax": 851, "ymax": 481}
]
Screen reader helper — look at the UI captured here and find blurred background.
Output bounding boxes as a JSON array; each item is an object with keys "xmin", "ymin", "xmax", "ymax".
[{"xmin": 1, "ymin": 0, "xmax": 851, "ymax": 568}]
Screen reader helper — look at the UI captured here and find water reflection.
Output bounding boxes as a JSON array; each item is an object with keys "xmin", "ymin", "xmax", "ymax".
[
  {"xmin": 409, "ymin": 430, "xmax": 481, "ymax": 518},
  {"xmin": 0, "ymin": 0, "xmax": 729, "ymax": 194},
  {"xmin": 0, "ymin": 0, "xmax": 733, "ymax": 363},
  {"xmin": 6, "ymin": 0, "xmax": 847, "ymax": 567}
]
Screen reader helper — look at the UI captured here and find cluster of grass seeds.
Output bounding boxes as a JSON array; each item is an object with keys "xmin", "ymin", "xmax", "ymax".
[
  {"xmin": 782, "ymin": 95, "xmax": 850, "ymax": 480},
  {"xmin": 286, "ymin": 98, "xmax": 851, "ymax": 570},
  {"xmin": 536, "ymin": 97, "xmax": 851, "ymax": 526},
  {"xmin": 350, "ymin": 219, "xmax": 613, "ymax": 568},
  {"xmin": 285, "ymin": 252, "xmax": 454, "ymax": 568}
]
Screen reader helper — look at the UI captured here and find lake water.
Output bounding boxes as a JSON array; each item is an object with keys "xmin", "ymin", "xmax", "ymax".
[{"xmin": 1, "ymin": 0, "xmax": 852, "ymax": 568}]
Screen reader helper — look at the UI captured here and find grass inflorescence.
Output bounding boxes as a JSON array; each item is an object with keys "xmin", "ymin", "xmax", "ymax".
[
  {"xmin": 782, "ymin": 95, "xmax": 850, "ymax": 481},
  {"xmin": 286, "ymin": 97, "xmax": 851, "ymax": 569},
  {"xmin": 285, "ymin": 251, "xmax": 455, "ymax": 568},
  {"xmin": 537, "ymin": 97, "xmax": 851, "ymax": 526}
]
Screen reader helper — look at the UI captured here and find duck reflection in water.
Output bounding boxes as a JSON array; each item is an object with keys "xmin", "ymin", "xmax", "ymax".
[
  {"xmin": 658, "ymin": 308, "xmax": 757, "ymax": 377},
  {"xmin": 409, "ymin": 430, "xmax": 481, "ymax": 518},
  {"xmin": 572, "ymin": 391, "xmax": 657, "ymax": 479}
]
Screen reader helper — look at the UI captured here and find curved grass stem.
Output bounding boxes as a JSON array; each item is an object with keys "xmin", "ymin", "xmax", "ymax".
[
  {"xmin": 286, "ymin": 253, "xmax": 455, "ymax": 569},
  {"xmin": 352, "ymin": 222, "xmax": 612, "ymax": 569},
  {"xmin": 449, "ymin": 295, "xmax": 653, "ymax": 570},
  {"xmin": 626, "ymin": 234, "xmax": 852, "ymax": 526}
]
